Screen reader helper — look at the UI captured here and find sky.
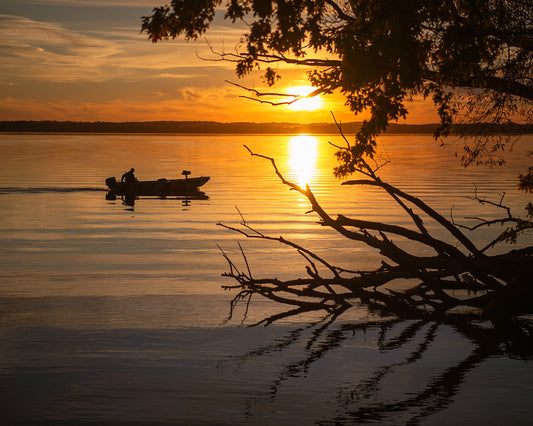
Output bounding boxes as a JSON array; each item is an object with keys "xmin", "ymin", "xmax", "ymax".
[{"xmin": 0, "ymin": 0, "xmax": 439, "ymax": 123}]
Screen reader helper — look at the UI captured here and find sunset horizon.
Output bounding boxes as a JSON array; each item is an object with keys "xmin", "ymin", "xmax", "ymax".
[{"xmin": 0, "ymin": 1, "xmax": 441, "ymax": 124}]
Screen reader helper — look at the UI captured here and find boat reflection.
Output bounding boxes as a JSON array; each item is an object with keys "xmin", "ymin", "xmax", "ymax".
[{"xmin": 106, "ymin": 190, "xmax": 209, "ymax": 209}]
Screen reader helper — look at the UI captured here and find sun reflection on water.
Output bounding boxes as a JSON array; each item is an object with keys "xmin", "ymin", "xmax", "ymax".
[{"xmin": 288, "ymin": 135, "xmax": 319, "ymax": 187}]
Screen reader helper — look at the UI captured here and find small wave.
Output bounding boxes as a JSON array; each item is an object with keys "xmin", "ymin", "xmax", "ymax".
[{"xmin": 0, "ymin": 187, "xmax": 107, "ymax": 194}]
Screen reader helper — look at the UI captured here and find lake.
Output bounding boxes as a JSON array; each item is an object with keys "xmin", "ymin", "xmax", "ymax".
[{"xmin": 1, "ymin": 132, "xmax": 532, "ymax": 425}]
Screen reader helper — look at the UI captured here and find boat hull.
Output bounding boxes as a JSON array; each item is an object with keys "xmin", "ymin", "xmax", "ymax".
[{"xmin": 106, "ymin": 176, "xmax": 210, "ymax": 196}]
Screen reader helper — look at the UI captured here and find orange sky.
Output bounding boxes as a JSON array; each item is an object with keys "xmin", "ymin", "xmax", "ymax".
[{"xmin": 0, "ymin": 1, "xmax": 440, "ymax": 123}]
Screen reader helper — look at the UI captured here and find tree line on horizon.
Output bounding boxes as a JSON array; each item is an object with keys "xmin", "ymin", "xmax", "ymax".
[{"xmin": 1, "ymin": 120, "xmax": 531, "ymax": 134}]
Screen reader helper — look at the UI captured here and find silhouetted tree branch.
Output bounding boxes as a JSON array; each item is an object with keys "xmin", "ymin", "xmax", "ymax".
[{"xmin": 218, "ymin": 140, "xmax": 533, "ymax": 322}]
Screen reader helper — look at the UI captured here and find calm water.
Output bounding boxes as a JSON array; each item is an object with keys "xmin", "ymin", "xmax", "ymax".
[{"xmin": 1, "ymin": 133, "xmax": 532, "ymax": 424}]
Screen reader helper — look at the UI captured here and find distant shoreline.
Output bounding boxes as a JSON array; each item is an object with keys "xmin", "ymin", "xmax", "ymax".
[{"xmin": 0, "ymin": 120, "xmax": 530, "ymax": 135}]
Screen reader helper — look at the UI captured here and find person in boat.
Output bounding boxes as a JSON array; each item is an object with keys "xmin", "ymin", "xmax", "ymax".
[{"xmin": 121, "ymin": 168, "xmax": 137, "ymax": 184}]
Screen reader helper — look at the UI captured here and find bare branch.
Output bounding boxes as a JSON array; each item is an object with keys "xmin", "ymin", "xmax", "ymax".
[
  {"xmin": 342, "ymin": 179, "xmax": 483, "ymax": 256},
  {"xmin": 226, "ymin": 80, "xmax": 327, "ymax": 107}
]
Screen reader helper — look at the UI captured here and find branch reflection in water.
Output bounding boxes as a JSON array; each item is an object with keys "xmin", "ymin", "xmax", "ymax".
[{"xmin": 219, "ymin": 305, "xmax": 532, "ymax": 424}]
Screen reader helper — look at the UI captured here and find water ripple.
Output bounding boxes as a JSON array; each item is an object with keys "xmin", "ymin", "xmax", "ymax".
[{"xmin": 0, "ymin": 187, "xmax": 107, "ymax": 194}]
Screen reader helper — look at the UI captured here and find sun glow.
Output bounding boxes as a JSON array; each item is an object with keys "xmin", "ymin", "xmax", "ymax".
[
  {"xmin": 286, "ymin": 86, "xmax": 323, "ymax": 111},
  {"xmin": 288, "ymin": 135, "xmax": 319, "ymax": 187}
]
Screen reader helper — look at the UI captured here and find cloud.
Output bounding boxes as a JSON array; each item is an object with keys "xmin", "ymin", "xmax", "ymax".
[
  {"xmin": 0, "ymin": 83, "xmax": 359, "ymax": 123},
  {"xmin": 0, "ymin": 11, "xmax": 243, "ymax": 84},
  {"xmin": 0, "ymin": 14, "xmax": 123, "ymax": 81},
  {"xmin": 155, "ymin": 73, "xmax": 208, "ymax": 79},
  {"xmin": 0, "ymin": 15, "xmax": 109, "ymax": 51},
  {"xmin": 20, "ymin": 1, "xmax": 157, "ymax": 6}
]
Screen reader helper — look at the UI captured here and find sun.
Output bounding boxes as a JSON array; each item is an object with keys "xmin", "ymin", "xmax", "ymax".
[{"xmin": 286, "ymin": 86, "xmax": 323, "ymax": 111}]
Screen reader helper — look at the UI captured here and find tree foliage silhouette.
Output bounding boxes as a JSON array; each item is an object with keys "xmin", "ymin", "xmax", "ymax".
[{"xmin": 142, "ymin": 0, "xmax": 532, "ymax": 171}]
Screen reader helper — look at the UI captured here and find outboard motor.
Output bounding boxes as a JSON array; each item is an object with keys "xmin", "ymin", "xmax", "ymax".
[{"xmin": 105, "ymin": 176, "xmax": 117, "ymax": 188}]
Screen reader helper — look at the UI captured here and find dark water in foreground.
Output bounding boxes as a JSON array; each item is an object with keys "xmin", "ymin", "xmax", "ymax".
[{"xmin": 1, "ymin": 133, "xmax": 532, "ymax": 424}]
